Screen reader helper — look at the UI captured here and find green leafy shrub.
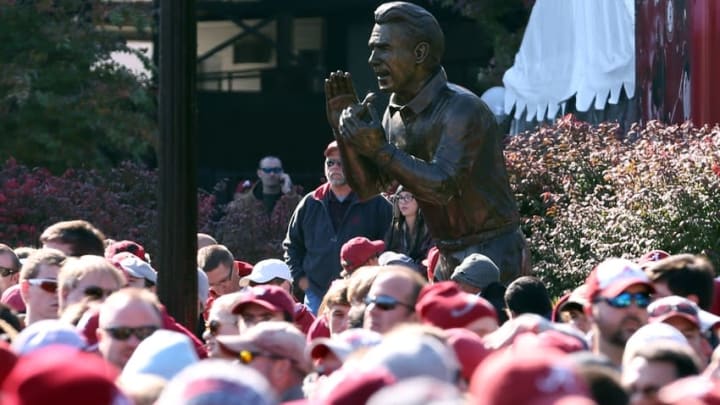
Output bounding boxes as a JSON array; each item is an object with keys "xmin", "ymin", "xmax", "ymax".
[{"xmin": 506, "ymin": 117, "xmax": 720, "ymax": 297}]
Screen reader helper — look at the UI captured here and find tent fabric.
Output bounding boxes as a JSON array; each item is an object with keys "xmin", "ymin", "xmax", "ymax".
[{"xmin": 503, "ymin": 0, "xmax": 635, "ymax": 122}]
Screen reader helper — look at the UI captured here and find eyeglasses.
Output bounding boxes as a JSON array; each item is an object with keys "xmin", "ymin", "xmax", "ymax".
[
  {"xmin": 325, "ymin": 159, "xmax": 342, "ymax": 168},
  {"xmin": 397, "ymin": 194, "xmax": 415, "ymax": 203},
  {"xmin": 0, "ymin": 266, "xmax": 18, "ymax": 278},
  {"xmin": 27, "ymin": 278, "xmax": 58, "ymax": 293},
  {"xmin": 238, "ymin": 350, "xmax": 286, "ymax": 365},
  {"xmin": 598, "ymin": 292, "xmax": 651, "ymax": 309},
  {"xmin": 364, "ymin": 294, "xmax": 414, "ymax": 311},
  {"xmin": 649, "ymin": 302, "xmax": 698, "ymax": 319},
  {"xmin": 104, "ymin": 325, "xmax": 158, "ymax": 341},
  {"xmin": 205, "ymin": 319, "xmax": 220, "ymax": 337},
  {"xmin": 261, "ymin": 167, "xmax": 282, "ymax": 174},
  {"xmin": 84, "ymin": 286, "xmax": 116, "ymax": 300}
]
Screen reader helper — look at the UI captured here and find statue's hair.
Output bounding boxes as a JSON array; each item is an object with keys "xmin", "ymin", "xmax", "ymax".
[{"xmin": 374, "ymin": 1, "xmax": 444, "ymax": 69}]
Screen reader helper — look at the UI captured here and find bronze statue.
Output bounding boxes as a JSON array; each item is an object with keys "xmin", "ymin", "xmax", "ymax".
[{"xmin": 324, "ymin": 1, "xmax": 530, "ymax": 282}]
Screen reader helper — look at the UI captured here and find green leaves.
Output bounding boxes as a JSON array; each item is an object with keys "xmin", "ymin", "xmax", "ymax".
[
  {"xmin": 0, "ymin": 1, "xmax": 156, "ymax": 173},
  {"xmin": 507, "ymin": 118, "xmax": 720, "ymax": 297}
]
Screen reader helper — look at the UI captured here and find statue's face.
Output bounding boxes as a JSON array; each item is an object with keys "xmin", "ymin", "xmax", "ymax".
[{"xmin": 368, "ymin": 22, "xmax": 421, "ymax": 101}]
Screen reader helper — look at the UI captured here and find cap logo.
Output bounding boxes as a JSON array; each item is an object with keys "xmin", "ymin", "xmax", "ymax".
[
  {"xmin": 598, "ymin": 263, "xmax": 648, "ymax": 289},
  {"xmin": 450, "ymin": 295, "xmax": 478, "ymax": 318},
  {"xmin": 536, "ymin": 366, "xmax": 579, "ymax": 394}
]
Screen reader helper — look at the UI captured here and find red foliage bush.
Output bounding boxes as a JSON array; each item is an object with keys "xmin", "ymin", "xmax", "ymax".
[{"xmin": 0, "ymin": 159, "xmax": 215, "ymax": 257}]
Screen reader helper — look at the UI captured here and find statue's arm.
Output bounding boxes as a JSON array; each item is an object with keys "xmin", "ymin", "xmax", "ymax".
[
  {"xmin": 325, "ymin": 72, "xmax": 383, "ymax": 199},
  {"xmin": 374, "ymin": 98, "xmax": 492, "ymax": 205}
]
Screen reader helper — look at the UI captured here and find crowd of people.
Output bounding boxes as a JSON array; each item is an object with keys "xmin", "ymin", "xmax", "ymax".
[
  {"xmin": 1, "ymin": 146, "xmax": 720, "ymax": 405},
  {"xmin": 1, "ymin": 2, "xmax": 718, "ymax": 403}
]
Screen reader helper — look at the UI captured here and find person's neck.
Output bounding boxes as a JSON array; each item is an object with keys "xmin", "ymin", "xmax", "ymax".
[
  {"xmin": 331, "ymin": 184, "xmax": 352, "ymax": 199},
  {"xmin": 596, "ymin": 335, "xmax": 624, "ymax": 368},
  {"xmin": 262, "ymin": 182, "xmax": 281, "ymax": 195},
  {"xmin": 24, "ymin": 310, "xmax": 50, "ymax": 326},
  {"xmin": 404, "ymin": 215, "xmax": 417, "ymax": 233}
]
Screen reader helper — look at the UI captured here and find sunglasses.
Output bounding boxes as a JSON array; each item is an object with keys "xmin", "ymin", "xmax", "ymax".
[
  {"xmin": 364, "ymin": 294, "xmax": 413, "ymax": 311},
  {"xmin": 205, "ymin": 319, "xmax": 220, "ymax": 337},
  {"xmin": 238, "ymin": 350, "xmax": 286, "ymax": 365},
  {"xmin": 0, "ymin": 266, "xmax": 18, "ymax": 278},
  {"xmin": 325, "ymin": 159, "xmax": 342, "ymax": 168},
  {"xmin": 27, "ymin": 278, "xmax": 58, "ymax": 293},
  {"xmin": 84, "ymin": 286, "xmax": 116, "ymax": 300},
  {"xmin": 260, "ymin": 167, "xmax": 282, "ymax": 174},
  {"xmin": 649, "ymin": 302, "xmax": 698, "ymax": 319},
  {"xmin": 104, "ymin": 325, "xmax": 158, "ymax": 341},
  {"xmin": 599, "ymin": 292, "xmax": 651, "ymax": 309}
]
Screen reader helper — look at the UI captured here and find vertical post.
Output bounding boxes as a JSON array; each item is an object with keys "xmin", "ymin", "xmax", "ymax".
[{"xmin": 157, "ymin": 0, "xmax": 198, "ymax": 329}]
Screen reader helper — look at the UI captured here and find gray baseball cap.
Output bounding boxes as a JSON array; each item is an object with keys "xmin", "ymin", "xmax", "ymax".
[{"xmin": 450, "ymin": 253, "xmax": 500, "ymax": 289}]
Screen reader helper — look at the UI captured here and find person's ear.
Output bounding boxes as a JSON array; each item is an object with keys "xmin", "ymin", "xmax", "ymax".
[
  {"xmin": 19, "ymin": 280, "xmax": 29, "ymax": 304},
  {"xmin": 11, "ymin": 272, "xmax": 20, "ymax": 284},
  {"xmin": 414, "ymin": 42, "xmax": 429, "ymax": 64}
]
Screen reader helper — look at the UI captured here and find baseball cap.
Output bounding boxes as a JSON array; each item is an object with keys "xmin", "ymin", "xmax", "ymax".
[
  {"xmin": 155, "ymin": 360, "xmax": 277, "ymax": 405},
  {"xmin": 121, "ymin": 329, "xmax": 199, "ymax": 381},
  {"xmin": 378, "ymin": 251, "xmax": 417, "ymax": 270},
  {"xmin": 450, "ymin": 253, "xmax": 500, "ymax": 290},
  {"xmin": 11, "ymin": 319, "xmax": 88, "ymax": 355},
  {"xmin": 585, "ymin": 258, "xmax": 654, "ymax": 300},
  {"xmin": 648, "ymin": 295, "xmax": 701, "ymax": 329},
  {"xmin": 444, "ymin": 328, "xmax": 492, "ymax": 382},
  {"xmin": 637, "ymin": 249, "xmax": 671, "ymax": 268},
  {"xmin": 415, "ymin": 281, "xmax": 498, "ymax": 330},
  {"xmin": 469, "ymin": 347, "xmax": 594, "ymax": 405},
  {"xmin": 3, "ymin": 345, "xmax": 125, "ymax": 405},
  {"xmin": 341, "ymin": 237, "xmax": 385, "ymax": 272},
  {"xmin": 113, "ymin": 253, "xmax": 157, "ymax": 284},
  {"xmin": 215, "ymin": 321, "xmax": 311, "ymax": 374},
  {"xmin": 648, "ymin": 295, "xmax": 720, "ymax": 333},
  {"xmin": 231, "ymin": 285, "xmax": 295, "ymax": 321},
  {"xmin": 308, "ymin": 328, "xmax": 383, "ymax": 361},
  {"xmin": 324, "ymin": 140, "xmax": 339, "ymax": 157},
  {"xmin": 105, "ymin": 240, "xmax": 147, "ymax": 262},
  {"xmin": 240, "ymin": 259, "xmax": 292, "ymax": 287},
  {"xmin": 320, "ymin": 368, "xmax": 396, "ymax": 405},
  {"xmin": 658, "ymin": 376, "xmax": 720, "ymax": 405},
  {"xmin": 558, "ymin": 284, "xmax": 589, "ymax": 312}
]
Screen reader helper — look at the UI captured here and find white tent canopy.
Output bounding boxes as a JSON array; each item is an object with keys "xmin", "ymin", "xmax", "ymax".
[{"xmin": 503, "ymin": 0, "xmax": 635, "ymax": 122}]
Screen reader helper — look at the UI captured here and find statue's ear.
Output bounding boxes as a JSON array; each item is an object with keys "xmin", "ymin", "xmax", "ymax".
[{"xmin": 414, "ymin": 42, "xmax": 429, "ymax": 64}]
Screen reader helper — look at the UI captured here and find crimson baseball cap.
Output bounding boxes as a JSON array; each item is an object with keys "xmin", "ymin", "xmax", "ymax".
[
  {"xmin": 585, "ymin": 258, "xmax": 654, "ymax": 300},
  {"xmin": 231, "ymin": 285, "xmax": 295, "ymax": 321},
  {"xmin": 340, "ymin": 237, "xmax": 385, "ymax": 272}
]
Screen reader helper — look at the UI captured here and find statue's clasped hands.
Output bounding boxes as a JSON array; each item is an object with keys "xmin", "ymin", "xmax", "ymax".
[{"xmin": 338, "ymin": 93, "xmax": 387, "ymax": 158}]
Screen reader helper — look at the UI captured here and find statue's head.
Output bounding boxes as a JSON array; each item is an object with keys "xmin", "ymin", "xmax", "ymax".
[{"xmin": 373, "ymin": 2, "xmax": 444, "ymax": 71}]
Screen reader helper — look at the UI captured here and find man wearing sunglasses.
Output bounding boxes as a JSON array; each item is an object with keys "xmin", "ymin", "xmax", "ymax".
[
  {"xmin": 648, "ymin": 295, "xmax": 713, "ymax": 365},
  {"xmin": 0, "ymin": 244, "xmax": 21, "ymax": 296},
  {"xmin": 284, "ymin": 141, "xmax": 392, "ymax": 314},
  {"xmin": 230, "ymin": 156, "xmax": 298, "ymax": 216},
  {"xmin": 19, "ymin": 248, "xmax": 66, "ymax": 326},
  {"xmin": 215, "ymin": 321, "xmax": 310, "ymax": 401},
  {"xmin": 97, "ymin": 288, "xmax": 163, "ymax": 369},
  {"xmin": 57, "ymin": 255, "xmax": 125, "ymax": 315},
  {"xmin": 364, "ymin": 265, "xmax": 427, "ymax": 334},
  {"xmin": 585, "ymin": 258, "xmax": 655, "ymax": 367}
]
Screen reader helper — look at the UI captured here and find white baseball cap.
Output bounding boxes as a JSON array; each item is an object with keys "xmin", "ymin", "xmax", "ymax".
[
  {"xmin": 118, "ymin": 255, "xmax": 157, "ymax": 284},
  {"xmin": 240, "ymin": 259, "xmax": 292, "ymax": 286}
]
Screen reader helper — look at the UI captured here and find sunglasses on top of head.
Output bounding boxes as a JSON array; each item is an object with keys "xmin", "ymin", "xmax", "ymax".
[{"xmin": 649, "ymin": 302, "xmax": 698, "ymax": 318}]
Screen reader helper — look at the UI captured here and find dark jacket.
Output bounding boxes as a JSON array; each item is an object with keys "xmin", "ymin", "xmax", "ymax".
[{"xmin": 283, "ymin": 183, "xmax": 392, "ymax": 297}]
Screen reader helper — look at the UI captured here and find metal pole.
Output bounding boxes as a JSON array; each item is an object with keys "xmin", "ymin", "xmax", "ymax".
[{"xmin": 157, "ymin": 0, "xmax": 198, "ymax": 329}]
